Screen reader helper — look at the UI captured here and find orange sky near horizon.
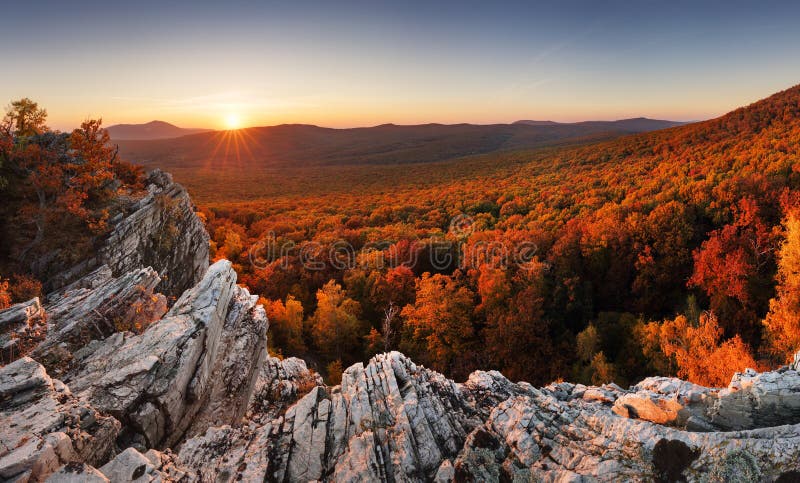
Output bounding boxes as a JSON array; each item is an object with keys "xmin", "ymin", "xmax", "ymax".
[
  {"xmin": 4, "ymin": 1, "xmax": 800, "ymax": 132},
  {"xmin": 14, "ymin": 84, "xmax": 787, "ymax": 132}
]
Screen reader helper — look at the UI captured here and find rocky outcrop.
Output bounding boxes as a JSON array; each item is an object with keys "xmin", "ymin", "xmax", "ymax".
[
  {"xmin": 1, "ymin": 257, "xmax": 271, "ymax": 481},
  {"xmin": 166, "ymin": 352, "xmax": 800, "ymax": 481},
  {"xmin": 62, "ymin": 260, "xmax": 266, "ymax": 450},
  {"xmin": 46, "ymin": 170, "xmax": 208, "ymax": 298},
  {"xmin": 176, "ymin": 352, "xmax": 480, "ymax": 481},
  {"xmin": 0, "ymin": 298, "xmax": 46, "ymax": 365},
  {"xmin": 0, "ymin": 357, "xmax": 119, "ymax": 482},
  {"xmin": 31, "ymin": 266, "xmax": 167, "ymax": 374},
  {"xmin": 181, "ymin": 280, "xmax": 269, "ymax": 440},
  {"xmin": 708, "ymin": 367, "xmax": 800, "ymax": 430},
  {"xmin": 19, "ymin": 341, "xmax": 800, "ymax": 482},
  {"xmin": 463, "ymin": 378, "xmax": 800, "ymax": 481},
  {"xmin": 1, "ymin": 267, "xmax": 167, "ymax": 368},
  {"xmin": 8, "ymin": 271, "xmax": 800, "ymax": 482}
]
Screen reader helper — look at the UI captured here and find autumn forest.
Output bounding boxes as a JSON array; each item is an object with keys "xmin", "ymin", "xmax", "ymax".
[{"xmin": 3, "ymin": 84, "xmax": 800, "ymax": 389}]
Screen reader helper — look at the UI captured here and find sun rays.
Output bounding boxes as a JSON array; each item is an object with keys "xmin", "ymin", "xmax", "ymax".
[{"xmin": 200, "ymin": 126, "xmax": 262, "ymax": 172}]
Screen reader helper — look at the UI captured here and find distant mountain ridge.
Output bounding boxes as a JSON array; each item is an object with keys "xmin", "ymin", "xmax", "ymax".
[
  {"xmin": 115, "ymin": 117, "xmax": 684, "ymax": 169},
  {"xmin": 106, "ymin": 120, "xmax": 211, "ymax": 140},
  {"xmin": 513, "ymin": 117, "xmax": 686, "ymax": 131}
]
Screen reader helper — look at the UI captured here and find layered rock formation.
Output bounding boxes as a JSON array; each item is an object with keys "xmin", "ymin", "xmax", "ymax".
[
  {"xmin": 46, "ymin": 170, "xmax": 208, "ymax": 298},
  {"xmin": 32, "ymin": 266, "xmax": 167, "ymax": 376},
  {"xmin": 169, "ymin": 353, "xmax": 800, "ymax": 482},
  {"xmin": 0, "ymin": 357, "xmax": 119, "ymax": 482},
  {"xmin": 7, "ymin": 347, "xmax": 800, "ymax": 482},
  {"xmin": 60, "ymin": 260, "xmax": 267, "ymax": 450},
  {"xmin": 3, "ymin": 172, "xmax": 800, "ymax": 482},
  {"xmin": 0, "ymin": 298, "xmax": 45, "ymax": 364}
]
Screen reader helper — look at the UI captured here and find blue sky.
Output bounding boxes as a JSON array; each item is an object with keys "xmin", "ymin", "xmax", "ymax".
[{"xmin": 2, "ymin": 0, "xmax": 800, "ymax": 129}]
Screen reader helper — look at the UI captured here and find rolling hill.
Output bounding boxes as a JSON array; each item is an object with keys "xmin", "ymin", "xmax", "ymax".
[
  {"xmin": 114, "ymin": 118, "xmax": 682, "ymax": 171},
  {"xmin": 513, "ymin": 117, "xmax": 684, "ymax": 131},
  {"xmin": 106, "ymin": 120, "xmax": 211, "ymax": 140}
]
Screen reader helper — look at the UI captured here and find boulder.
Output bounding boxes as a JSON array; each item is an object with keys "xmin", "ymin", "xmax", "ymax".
[
  {"xmin": 0, "ymin": 357, "xmax": 120, "ymax": 482},
  {"xmin": 611, "ymin": 376, "xmax": 714, "ymax": 429},
  {"xmin": 248, "ymin": 356, "xmax": 323, "ymax": 418}
]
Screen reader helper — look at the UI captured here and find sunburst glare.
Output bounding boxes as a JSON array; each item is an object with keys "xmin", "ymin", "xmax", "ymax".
[{"xmin": 224, "ymin": 113, "xmax": 241, "ymax": 130}]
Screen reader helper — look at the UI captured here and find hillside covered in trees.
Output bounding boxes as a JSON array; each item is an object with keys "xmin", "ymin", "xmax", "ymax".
[
  {"xmin": 191, "ymin": 84, "xmax": 800, "ymax": 386},
  {"xmin": 3, "ymin": 85, "xmax": 800, "ymax": 390}
]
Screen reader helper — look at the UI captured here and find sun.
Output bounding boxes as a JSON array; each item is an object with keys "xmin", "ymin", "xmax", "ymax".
[{"xmin": 223, "ymin": 113, "xmax": 241, "ymax": 130}]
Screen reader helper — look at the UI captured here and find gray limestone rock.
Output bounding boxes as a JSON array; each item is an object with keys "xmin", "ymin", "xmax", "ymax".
[
  {"xmin": 62, "ymin": 260, "xmax": 262, "ymax": 449},
  {"xmin": 177, "ymin": 352, "xmax": 483, "ymax": 482},
  {"xmin": 248, "ymin": 356, "xmax": 323, "ymax": 418},
  {"xmin": 0, "ymin": 357, "xmax": 120, "ymax": 482},
  {"xmin": 47, "ymin": 170, "xmax": 208, "ymax": 298},
  {"xmin": 174, "ymin": 352, "xmax": 800, "ymax": 482},
  {"xmin": 32, "ymin": 266, "xmax": 167, "ymax": 376}
]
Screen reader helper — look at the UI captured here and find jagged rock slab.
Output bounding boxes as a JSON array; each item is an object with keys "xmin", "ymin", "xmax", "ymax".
[
  {"xmin": 31, "ymin": 266, "xmax": 167, "ymax": 376},
  {"xmin": 0, "ymin": 357, "xmax": 120, "ymax": 482},
  {"xmin": 181, "ymin": 283, "xmax": 269, "ymax": 440},
  {"xmin": 44, "ymin": 266, "xmax": 115, "ymax": 302},
  {"xmin": 708, "ymin": 367, "xmax": 800, "ymax": 431},
  {"xmin": 178, "ymin": 352, "xmax": 484, "ymax": 482},
  {"xmin": 462, "ymin": 381, "xmax": 800, "ymax": 482},
  {"xmin": 0, "ymin": 298, "xmax": 46, "ymax": 365},
  {"xmin": 47, "ymin": 170, "xmax": 209, "ymax": 298},
  {"xmin": 62, "ymin": 260, "xmax": 266, "ymax": 450},
  {"xmin": 173, "ymin": 352, "xmax": 800, "ymax": 482},
  {"xmin": 248, "ymin": 356, "xmax": 323, "ymax": 418}
]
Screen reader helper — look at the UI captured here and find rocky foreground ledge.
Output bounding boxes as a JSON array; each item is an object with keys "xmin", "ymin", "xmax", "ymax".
[{"xmin": 3, "ymin": 174, "xmax": 800, "ymax": 482}]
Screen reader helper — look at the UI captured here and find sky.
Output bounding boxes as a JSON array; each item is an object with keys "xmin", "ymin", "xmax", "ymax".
[{"xmin": 2, "ymin": 0, "xmax": 800, "ymax": 131}]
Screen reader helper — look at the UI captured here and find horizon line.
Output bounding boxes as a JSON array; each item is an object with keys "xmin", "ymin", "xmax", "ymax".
[{"xmin": 96, "ymin": 116, "xmax": 701, "ymax": 134}]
